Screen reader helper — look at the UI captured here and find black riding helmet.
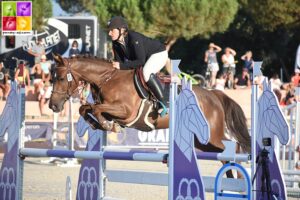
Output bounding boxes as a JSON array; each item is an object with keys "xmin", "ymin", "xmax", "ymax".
[{"xmin": 107, "ymin": 16, "xmax": 128, "ymax": 30}]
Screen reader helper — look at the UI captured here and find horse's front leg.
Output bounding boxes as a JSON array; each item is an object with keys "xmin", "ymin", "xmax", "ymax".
[
  {"xmin": 91, "ymin": 103, "xmax": 130, "ymax": 131},
  {"xmin": 79, "ymin": 104, "xmax": 104, "ymax": 130}
]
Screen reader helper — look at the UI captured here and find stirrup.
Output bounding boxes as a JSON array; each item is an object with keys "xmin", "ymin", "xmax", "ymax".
[{"xmin": 158, "ymin": 101, "xmax": 167, "ymax": 117}]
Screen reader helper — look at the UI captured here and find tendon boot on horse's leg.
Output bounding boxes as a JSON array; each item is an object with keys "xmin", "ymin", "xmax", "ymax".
[
  {"xmin": 146, "ymin": 73, "xmax": 167, "ymax": 116},
  {"xmin": 93, "ymin": 110, "xmax": 114, "ymax": 131}
]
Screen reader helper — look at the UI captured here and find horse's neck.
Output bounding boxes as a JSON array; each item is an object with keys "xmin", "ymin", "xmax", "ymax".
[{"xmin": 73, "ymin": 60, "xmax": 113, "ymax": 85}]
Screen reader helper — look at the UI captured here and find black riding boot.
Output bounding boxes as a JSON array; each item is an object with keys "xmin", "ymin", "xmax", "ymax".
[{"xmin": 146, "ymin": 74, "xmax": 167, "ymax": 116}]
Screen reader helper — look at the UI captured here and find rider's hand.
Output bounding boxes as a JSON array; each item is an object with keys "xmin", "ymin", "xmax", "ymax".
[{"xmin": 112, "ymin": 61, "xmax": 120, "ymax": 69}]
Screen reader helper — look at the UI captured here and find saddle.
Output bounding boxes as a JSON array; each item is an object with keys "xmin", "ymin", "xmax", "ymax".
[
  {"xmin": 133, "ymin": 67, "xmax": 170, "ymax": 104},
  {"xmin": 127, "ymin": 67, "xmax": 170, "ymax": 131}
]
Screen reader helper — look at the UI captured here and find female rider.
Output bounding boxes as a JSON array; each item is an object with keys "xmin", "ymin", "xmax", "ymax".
[{"xmin": 107, "ymin": 16, "xmax": 168, "ymax": 115}]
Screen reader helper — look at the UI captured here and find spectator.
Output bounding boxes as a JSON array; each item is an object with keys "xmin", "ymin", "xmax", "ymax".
[
  {"xmin": 40, "ymin": 55, "xmax": 51, "ymax": 83},
  {"xmin": 28, "ymin": 38, "xmax": 45, "ymax": 68},
  {"xmin": 241, "ymin": 51, "xmax": 254, "ymax": 79},
  {"xmin": 38, "ymin": 81, "xmax": 52, "ymax": 116},
  {"xmin": 204, "ymin": 43, "xmax": 222, "ymax": 88},
  {"xmin": 291, "ymin": 69, "xmax": 300, "ymax": 87},
  {"xmin": 215, "ymin": 72, "xmax": 226, "ymax": 91},
  {"xmin": 31, "ymin": 62, "xmax": 44, "ymax": 97},
  {"xmin": 283, "ymin": 83, "xmax": 296, "ymax": 106},
  {"xmin": 273, "ymin": 88, "xmax": 283, "ymax": 104},
  {"xmin": 14, "ymin": 61, "xmax": 30, "ymax": 86},
  {"xmin": 222, "ymin": 47, "xmax": 236, "ymax": 88},
  {"xmin": 69, "ymin": 40, "xmax": 80, "ymax": 58},
  {"xmin": 270, "ymin": 73, "xmax": 283, "ymax": 90},
  {"xmin": 234, "ymin": 68, "xmax": 250, "ymax": 89},
  {"xmin": 0, "ymin": 62, "xmax": 10, "ymax": 100}
]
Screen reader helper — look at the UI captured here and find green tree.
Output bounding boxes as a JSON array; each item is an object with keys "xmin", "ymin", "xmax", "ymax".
[
  {"xmin": 94, "ymin": 0, "xmax": 238, "ymax": 50},
  {"xmin": 243, "ymin": 0, "xmax": 300, "ymax": 31},
  {"xmin": 32, "ymin": 0, "xmax": 52, "ymax": 31}
]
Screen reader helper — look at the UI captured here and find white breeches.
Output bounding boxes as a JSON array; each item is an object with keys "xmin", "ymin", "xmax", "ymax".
[{"xmin": 143, "ymin": 50, "xmax": 168, "ymax": 82}]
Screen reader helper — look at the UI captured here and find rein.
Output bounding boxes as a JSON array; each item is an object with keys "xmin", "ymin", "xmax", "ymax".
[{"xmin": 97, "ymin": 68, "xmax": 118, "ymax": 88}]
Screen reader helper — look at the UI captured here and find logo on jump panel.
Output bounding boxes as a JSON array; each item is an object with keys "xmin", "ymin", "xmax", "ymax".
[
  {"xmin": 1, "ymin": 1, "xmax": 32, "ymax": 35},
  {"xmin": 176, "ymin": 178, "xmax": 201, "ymax": 200}
]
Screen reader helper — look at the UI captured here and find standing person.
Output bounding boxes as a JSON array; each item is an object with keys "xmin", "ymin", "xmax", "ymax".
[
  {"xmin": 241, "ymin": 50, "xmax": 254, "ymax": 80},
  {"xmin": 31, "ymin": 60, "xmax": 44, "ymax": 97},
  {"xmin": 107, "ymin": 16, "xmax": 168, "ymax": 115},
  {"xmin": 291, "ymin": 69, "xmax": 300, "ymax": 87},
  {"xmin": 222, "ymin": 47, "xmax": 237, "ymax": 89},
  {"xmin": 69, "ymin": 40, "xmax": 80, "ymax": 57},
  {"xmin": 40, "ymin": 55, "xmax": 51, "ymax": 83},
  {"xmin": 0, "ymin": 62, "xmax": 10, "ymax": 100},
  {"xmin": 204, "ymin": 43, "xmax": 222, "ymax": 88},
  {"xmin": 38, "ymin": 81, "xmax": 52, "ymax": 116},
  {"xmin": 14, "ymin": 61, "xmax": 30, "ymax": 86},
  {"xmin": 28, "ymin": 38, "xmax": 45, "ymax": 68}
]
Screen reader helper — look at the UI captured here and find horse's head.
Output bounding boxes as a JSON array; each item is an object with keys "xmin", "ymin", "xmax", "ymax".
[
  {"xmin": 257, "ymin": 78, "xmax": 290, "ymax": 150},
  {"xmin": 49, "ymin": 53, "xmax": 79, "ymax": 112}
]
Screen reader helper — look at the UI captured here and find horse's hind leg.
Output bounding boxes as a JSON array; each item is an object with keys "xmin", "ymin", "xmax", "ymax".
[{"xmin": 195, "ymin": 140, "xmax": 235, "ymax": 178}]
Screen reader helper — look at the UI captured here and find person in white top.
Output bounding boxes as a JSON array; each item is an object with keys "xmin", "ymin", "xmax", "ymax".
[
  {"xmin": 215, "ymin": 72, "xmax": 226, "ymax": 91},
  {"xmin": 270, "ymin": 73, "xmax": 283, "ymax": 90},
  {"xmin": 222, "ymin": 47, "xmax": 236, "ymax": 89}
]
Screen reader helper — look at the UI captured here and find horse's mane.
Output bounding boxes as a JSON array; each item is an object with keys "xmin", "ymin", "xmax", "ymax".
[{"xmin": 70, "ymin": 55, "xmax": 111, "ymax": 63}]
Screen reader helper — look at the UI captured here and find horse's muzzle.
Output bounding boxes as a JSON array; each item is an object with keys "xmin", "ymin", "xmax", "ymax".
[{"xmin": 49, "ymin": 103, "xmax": 60, "ymax": 113}]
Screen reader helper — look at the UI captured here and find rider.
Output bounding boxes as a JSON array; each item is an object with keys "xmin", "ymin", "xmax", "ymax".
[{"xmin": 107, "ymin": 16, "xmax": 168, "ymax": 115}]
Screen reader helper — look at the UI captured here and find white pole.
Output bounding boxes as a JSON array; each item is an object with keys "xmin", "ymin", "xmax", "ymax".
[
  {"xmin": 168, "ymin": 60, "xmax": 181, "ymax": 200},
  {"xmin": 68, "ymin": 97, "xmax": 74, "ymax": 151},
  {"xmin": 251, "ymin": 61, "xmax": 263, "ymax": 200},
  {"xmin": 52, "ymin": 112, "xmax": 58, "ymax": 147},
  {"xmin": 293, "ymin": 87, "xmax": 300, "ymax": 188},
  {"xmin": 16, "ymin": 83, "xmax": 26, "ymax": 200},
  {"xmin": 99, "ymin": 132, "xmax": 106, "ymax": 199}
]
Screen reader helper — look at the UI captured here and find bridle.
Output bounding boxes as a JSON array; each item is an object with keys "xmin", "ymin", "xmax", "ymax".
[{"xmin": 51, "ymin": 59, "xmax": 79, "ymax": 101}]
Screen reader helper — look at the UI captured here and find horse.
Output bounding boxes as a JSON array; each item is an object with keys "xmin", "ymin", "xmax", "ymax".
[{"xmin": 49, "ymin": 54, "xmax": 251, "ymax": 165}]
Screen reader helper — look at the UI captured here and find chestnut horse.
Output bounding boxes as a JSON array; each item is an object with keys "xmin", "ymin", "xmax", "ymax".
[{"xmin": 49, "ymin": 54, "xmax": 251, "ymax": 158}]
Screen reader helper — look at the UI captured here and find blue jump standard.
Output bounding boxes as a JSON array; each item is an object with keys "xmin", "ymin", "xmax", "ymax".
[{"xmin": 19, "ymin": 148, "xmax": 250, "ymax": 162}]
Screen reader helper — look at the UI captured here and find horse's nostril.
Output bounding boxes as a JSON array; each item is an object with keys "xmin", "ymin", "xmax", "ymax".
[{"xmin": 51, "ymin": 105, "xmax": 57, "ymax": 111}]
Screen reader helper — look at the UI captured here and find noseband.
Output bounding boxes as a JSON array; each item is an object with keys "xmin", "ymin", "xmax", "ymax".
[{"xmin": 52, "ymin": 59, "xmax": 78, "ymax": 101}]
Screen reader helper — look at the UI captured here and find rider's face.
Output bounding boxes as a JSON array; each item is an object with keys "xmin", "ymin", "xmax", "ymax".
[{"xmin": 109, "ymin": 28, "xmax": 121, "ymax": 41}]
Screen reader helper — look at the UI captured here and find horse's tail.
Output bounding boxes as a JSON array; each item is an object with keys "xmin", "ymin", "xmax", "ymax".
[{"xmin": 212, "ymin": 90, "xmax": 251, "ymax": 153}]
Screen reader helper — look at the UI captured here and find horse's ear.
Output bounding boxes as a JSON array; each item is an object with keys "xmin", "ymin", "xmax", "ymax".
[{"xmin": 52, "ymin": 53, "xmax": 64, "ymax": 64}]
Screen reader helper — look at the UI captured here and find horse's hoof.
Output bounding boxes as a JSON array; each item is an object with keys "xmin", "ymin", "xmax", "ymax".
[
  {"xmin": 102, "ymin": 121, "xmax": 113, "ymax": 131},
  {"xmin": 111, "ymin": 123, "xmax": 122, "ymax": 133}
]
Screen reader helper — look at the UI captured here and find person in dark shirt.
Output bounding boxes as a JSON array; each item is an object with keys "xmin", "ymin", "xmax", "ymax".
[
  {"xmin": 69, "ymin": 40, "xmax": 80, "ymax": 58},
  {"xmin": 107, "ymin": 16, "xmax": 168, "ymax": 115},
  {"xmin": 234, "ymin": 68, "xmax": 250, "ymax": 89}
]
